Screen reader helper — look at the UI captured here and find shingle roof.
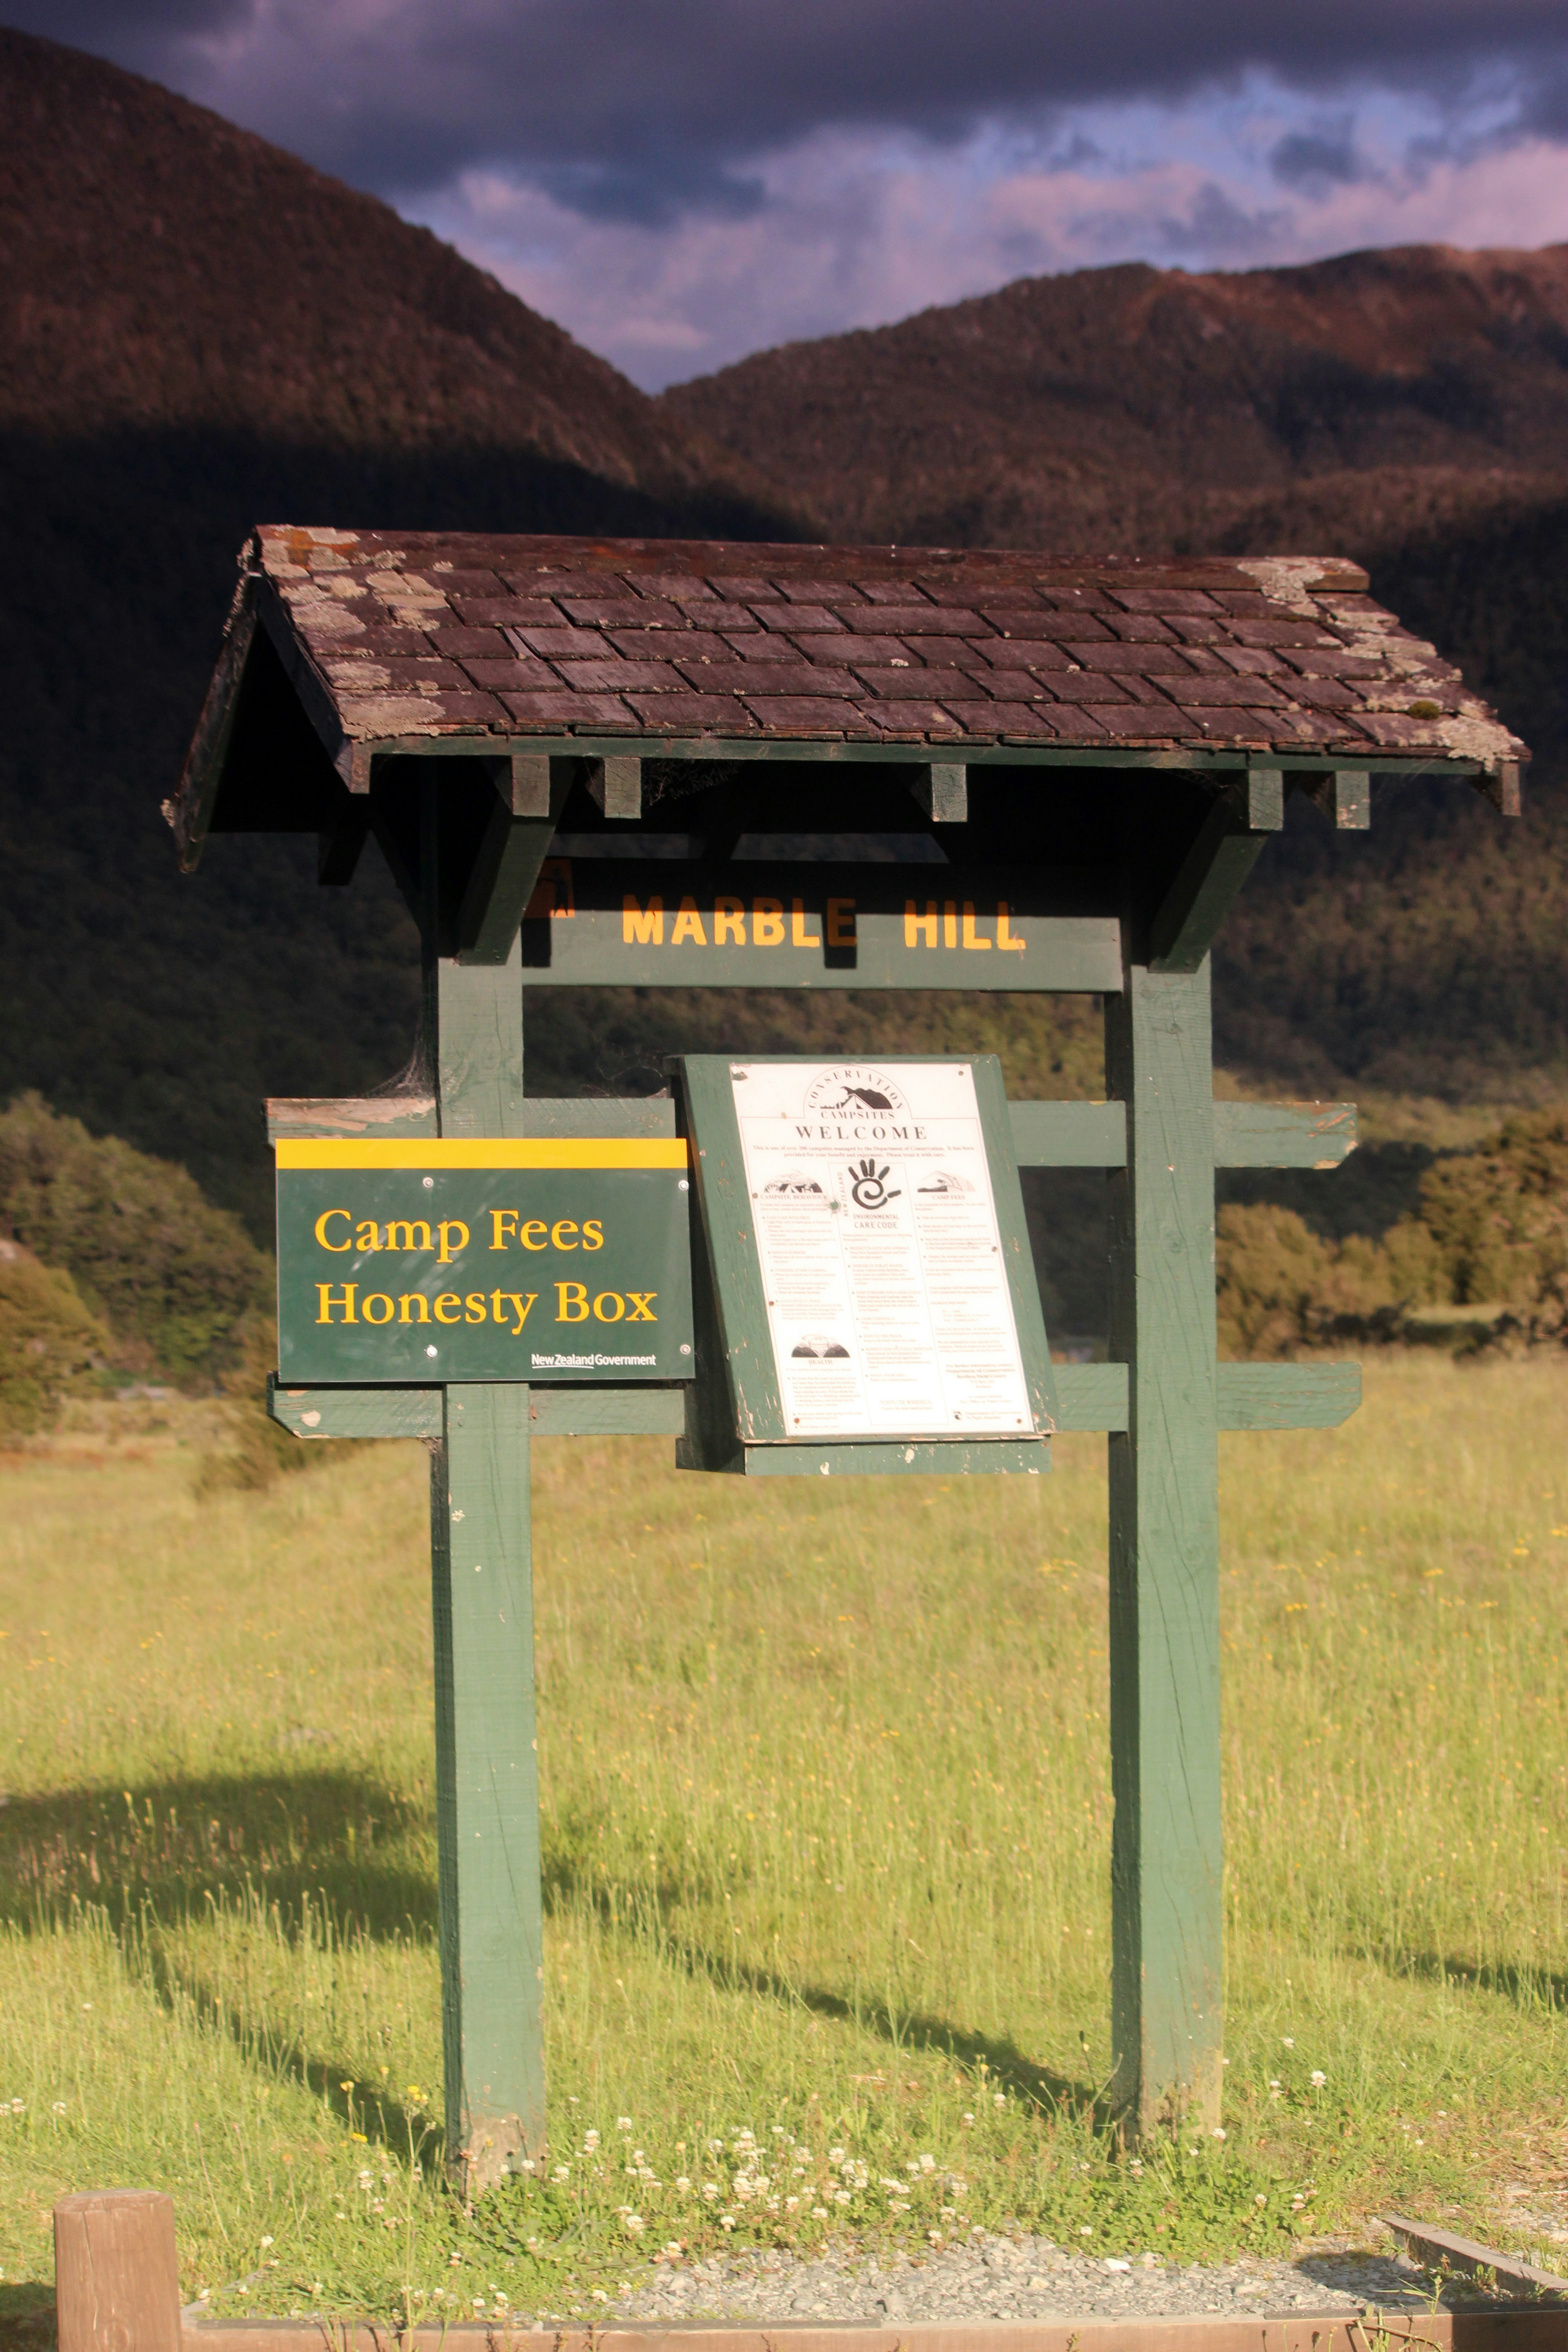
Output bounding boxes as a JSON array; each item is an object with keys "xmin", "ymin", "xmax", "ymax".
[{"xmin": 213, "ymin": 524, "xmax": 1530, "ymax": 777}]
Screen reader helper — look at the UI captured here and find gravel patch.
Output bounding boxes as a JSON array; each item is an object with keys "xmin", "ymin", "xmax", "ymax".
[{"xmin": 571, "ymin": 2232, "xmax": 1450, "ymax": 2325}]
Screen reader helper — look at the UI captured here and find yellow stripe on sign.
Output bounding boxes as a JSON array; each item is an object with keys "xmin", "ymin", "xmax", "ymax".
[{"xmin": 275, "ymin": 1138, "xmax": 689, "ymax": 1171}]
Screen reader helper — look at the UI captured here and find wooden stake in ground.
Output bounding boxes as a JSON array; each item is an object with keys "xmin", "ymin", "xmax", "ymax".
[{"xmin": 54, "ymin": 2189, "xmax": 181, "ymax": 2352}]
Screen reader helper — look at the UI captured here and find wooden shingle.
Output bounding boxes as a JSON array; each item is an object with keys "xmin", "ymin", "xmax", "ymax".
[{"xmin": 169, "ymin": 527, "xmax": 1527, "ymax": 859}]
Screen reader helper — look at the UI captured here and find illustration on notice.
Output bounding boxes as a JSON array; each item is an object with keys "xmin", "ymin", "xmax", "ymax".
[{"xmin": 730, "ymin": 1060, "xmax": 1035, "ymax": 1440}]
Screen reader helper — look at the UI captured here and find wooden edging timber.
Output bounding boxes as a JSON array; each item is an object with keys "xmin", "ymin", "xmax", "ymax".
[
  {"xmin": 53, "ymin": 2192, "xmax": 1568, "ymax": 2352},
  {"xmin": 171, "ymin": 2317, "xmax": 1568, "ymax": 2352},
  {"xmin": 1381, "ymin": 2215, "xmax": 1568, "ymax": 2303}
]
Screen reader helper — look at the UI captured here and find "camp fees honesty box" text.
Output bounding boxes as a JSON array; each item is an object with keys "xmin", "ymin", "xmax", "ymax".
[{"xmin": 274, "ymin": 1138, "xmax": 693, "ymax": 1383}]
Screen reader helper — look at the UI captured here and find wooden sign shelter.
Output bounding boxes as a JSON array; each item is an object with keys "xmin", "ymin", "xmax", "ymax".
[{"xmin": 170, "ymin": 527, "xmax": 1525, "ymax": 2183}]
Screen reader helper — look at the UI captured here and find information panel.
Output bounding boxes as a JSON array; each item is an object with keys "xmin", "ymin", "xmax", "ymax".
[
  {"xmin": 730, "ymin": 1061, "xmax": 1036, "ymax": 1439},
  {"xmin": 276, "ymin": 1138, "xmax": 693, "ymax": 1383}
]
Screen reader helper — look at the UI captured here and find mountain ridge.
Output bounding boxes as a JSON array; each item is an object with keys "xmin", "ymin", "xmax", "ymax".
[
  {"xmin": 658, "ymin": 241, "xmax": 1568, "ymax": 557},
  {"xmin": 0, "ymin": 26, "xmax": 794, "ymax": 527}
]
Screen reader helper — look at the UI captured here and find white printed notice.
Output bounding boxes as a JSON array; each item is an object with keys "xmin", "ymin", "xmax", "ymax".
[{"xmin": 730, "ymin": 1061, "xmax": 1035, "ymax": 1439}]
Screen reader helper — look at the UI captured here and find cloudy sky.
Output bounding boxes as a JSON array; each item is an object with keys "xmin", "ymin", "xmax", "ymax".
[{"xmin": 16, "ymin": 0, "xmax": 1568, "ymax": 387}]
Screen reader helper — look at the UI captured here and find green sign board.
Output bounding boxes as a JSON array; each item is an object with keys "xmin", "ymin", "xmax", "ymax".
[
  {"xmin": 276, "ymin": 1138, "xmax": 693, "ymax": 1383},
  {"xmin": 519, "ymin": 858, "xmax": 1121, "ymax": 992}
]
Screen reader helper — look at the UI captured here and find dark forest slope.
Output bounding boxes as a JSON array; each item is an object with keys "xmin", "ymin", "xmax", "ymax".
[{"xmin": 0, "ymin": 32, "xmax": 795, "ymax": 1229}]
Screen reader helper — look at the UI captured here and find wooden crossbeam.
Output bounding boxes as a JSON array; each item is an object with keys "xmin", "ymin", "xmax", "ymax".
[
  {"xmin": 1051, "ymin": 1363, "xmax": 1359, "ymax": 1432},
  {"xmin": 1008, "ymin": 1098, "xmax": 1356, "ymax": 1169},
  {"xmin": 268, "ymin": 1379, "xmax": 686, "ymax": 1441},
  {"xmin": 270, "ymin": 1365, "xmax": 1360, "ymax": 1445},
  {"xmin": 684, "ymin": 1437, "xmax": 1048, "ymax": 1477}
]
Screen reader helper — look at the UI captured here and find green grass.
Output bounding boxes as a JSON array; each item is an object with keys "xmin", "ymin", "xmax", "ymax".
[{"xmin": 2, "ymin": 1357, "xmax": 1568, "ymax": 2330}]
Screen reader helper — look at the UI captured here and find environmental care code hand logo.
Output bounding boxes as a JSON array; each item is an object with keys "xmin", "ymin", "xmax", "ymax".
[{"xmin": 848, "ymin": 1158, "xmax": 900, "ymax": 1211}]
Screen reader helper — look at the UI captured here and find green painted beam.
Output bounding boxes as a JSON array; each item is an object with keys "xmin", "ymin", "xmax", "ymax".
[
  {"xmin": 267, "ymin": 1362, "xmax": 1357, "ymax": 1444},
  {"xmin": 1009, "ymin": 1102, "xmax": 1127, "ymax": 1167},
  {"xmin": 352, "ymin": 729, "xmax": 1486, "ymax": 779},
  {"xmin": 269, "ymin": 1378, "xmax": 441, "ymax": 1439},
  {"xmin": 268, "ymin": 1379, "xmax": 688, "ymax": 1440},
  {"xmin": 1211, "ymin": 1100, "xmax": 1357, "ymax": 1168},
  {"xmin": 533, "ymin": 1387, "xmax": 685, "ymax": 1435},
  {"xmin": 1106, "ymin": 958, "xmax": 1223, "ymax": 2138},
  {"xmin": 1008, "ymin": 1099, "xmax": 1356, "ymax": 1169},
  {"xmin": 1051, "ymin": 1364, "xmax": 1129, "ymax": 1430},
  {"xmin": 523, "ymin": 1097, "xmax": 677, "ymax": 1138},
  {"xmin": 267, "ymin": 1097, "xmax": 439, "ymax": 1142},
  {"xmin": 268, "ymin": 1091, "xmax": 1352, "ymax": 1169},
  {"xmin": 1218, "ymin": 1361, "xmax": 1361, "ymax": 1429},
  {"xmin": 682, "ymin": 1437, "xmax": 1050, "ymax": 1477},
  {"xmin": 1050, "ymin": 1361, "xmax": 1361, "ymax": 1433},
  {"xmin": 266, "ymin": 1095, "xmax": 676, "ymax": 1145}
]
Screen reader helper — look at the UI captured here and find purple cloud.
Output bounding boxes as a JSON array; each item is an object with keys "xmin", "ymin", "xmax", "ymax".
[{"xmin": 10, "ymin": 0, "xmax": 1568, "ymax": 223}]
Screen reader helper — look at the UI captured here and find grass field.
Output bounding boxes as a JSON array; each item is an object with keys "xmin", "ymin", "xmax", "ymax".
[{"xmin": 2, "ymin": 1355, "xmax": 1568, "ymax": 2330}]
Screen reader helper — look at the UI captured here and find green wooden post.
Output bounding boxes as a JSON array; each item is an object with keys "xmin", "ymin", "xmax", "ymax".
[
  {"xmin": 423, "ymin": 775, "xmax": 545, "ymax": 2187},
  {"xmin": 1105, "ymin": 957, "xmax": 1223, "ymax": 2137},
  {"xmin": 430, "ymin": 1379, "xmax": 543, "ymax": 2188}
]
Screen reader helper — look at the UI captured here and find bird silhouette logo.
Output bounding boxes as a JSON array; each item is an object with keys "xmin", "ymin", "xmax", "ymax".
[{"xmin": 848, "ymin": 1159, "xmax": 900, "ymax": 1210}]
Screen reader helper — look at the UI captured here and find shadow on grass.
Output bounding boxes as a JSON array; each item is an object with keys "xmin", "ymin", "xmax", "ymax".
[
  {"xmin": 541, "ymin": 1845, "xmax": 1108, "ymax": 2127},
  {"xmin": 131, "ymin": 1924, "xmax": 447, "ymax": 2177},
  {"xmin": 0, "ymin": 2281, "xmax": 56, "ymax": 2349},
  {"xmin": 1388, "ymin": 1949, "xmax": 1568, "ymax": 2012},
  {"xmin": 665, "ymin": 1937, "xmax": 1107, "ymax": 2126},
  {"xmin": 7, "ymin": 1775, "xmax": 1101, "ymax": 2154},
  {"xmin": 0, "ymin": 1771, "xmax": 436, "ymax": 1942},
  {"xmin": 0, "ymin": 1771, "xmax": 450, "ymax": 2169}
]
